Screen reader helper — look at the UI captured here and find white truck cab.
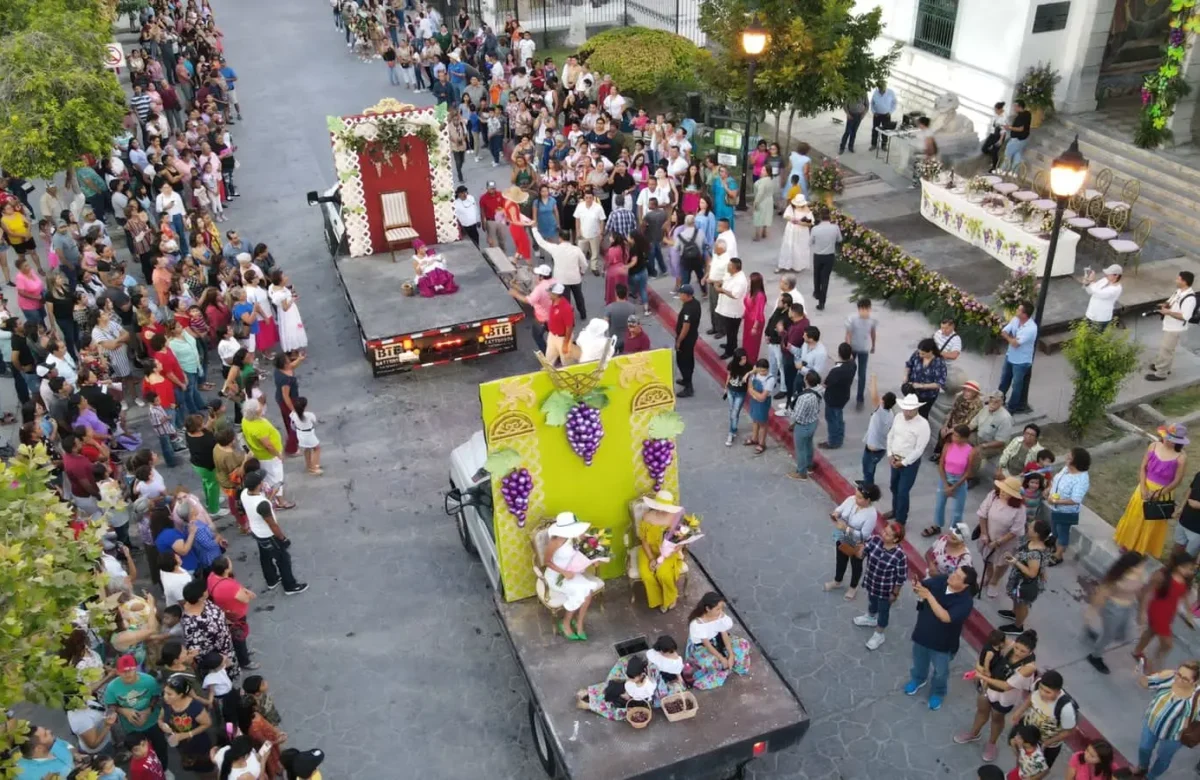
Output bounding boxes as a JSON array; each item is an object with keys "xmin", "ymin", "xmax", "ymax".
[{"xmin": 445, "ymin": 431, "xmax": 502, "ymax": 597}]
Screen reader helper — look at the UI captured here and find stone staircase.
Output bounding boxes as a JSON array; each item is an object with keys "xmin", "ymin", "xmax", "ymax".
[
  {"xmin": 886, "ymin": 71, "xmax": 998, "ymax": 136},
  {"xmin": 1022, "ymin": 116, "xmax": 1200, "ymax": 258}
]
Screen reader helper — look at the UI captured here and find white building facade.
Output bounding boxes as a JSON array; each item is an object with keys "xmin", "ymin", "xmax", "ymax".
[{"xmin": 855, "ymin": 0, "xmax": 1200, "ymax": 145}]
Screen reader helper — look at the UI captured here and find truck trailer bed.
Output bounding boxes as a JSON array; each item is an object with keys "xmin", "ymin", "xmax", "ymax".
[{"xmin": 496, "ymin": 555, "xmax": 809, "ymax": 780}]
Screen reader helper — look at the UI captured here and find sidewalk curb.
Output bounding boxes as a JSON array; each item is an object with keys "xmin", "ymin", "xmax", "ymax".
[{"xmin": 647, "ymin": 287, "xmax": 1132, "ymax": 770}]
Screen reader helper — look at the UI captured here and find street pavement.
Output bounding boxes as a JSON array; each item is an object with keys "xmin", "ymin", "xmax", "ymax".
[{"xmin": 10, "ymin": 2, "xmax": 1200, "ymax": 777}]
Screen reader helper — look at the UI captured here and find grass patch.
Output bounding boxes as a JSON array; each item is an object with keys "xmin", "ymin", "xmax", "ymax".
[
  {"xmin": 1150, "ymin": 385, "xmax": 1200, "ymax": 419},
  {"xmin": 1037, "ymin": 419, "xmax": 1124, "ymax": 456}
]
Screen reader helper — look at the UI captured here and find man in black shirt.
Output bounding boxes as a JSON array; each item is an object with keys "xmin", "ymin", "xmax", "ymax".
[
  {"xmin": 7, "ymin": 318, "xmax": 32, "ymax": 405},
  {"xmin": 1175, "ymin": 472, "xmax": 1200, "ymax": 557},
  {"xmin": 675, "ymin": 285, "xmax": 701, "ymax": 398},
  {"xmin": 820, "ymin": 343, "xmax": 856, "ymax": 449},
  {"xmin": 1002, "ymin": 99, "xmax": 1032, "ymax": 174}
]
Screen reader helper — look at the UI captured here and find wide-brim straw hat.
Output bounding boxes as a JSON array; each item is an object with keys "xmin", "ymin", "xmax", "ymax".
[
  {"xmin": 547, "ymin": 511, "xmax": 589, "ymax": 538},
  {"xmin": 994, "ymin": 476, "xmax": 1024, "ymax": 499},
  {"xmin": 503, "ymin": 186, "xmax": 529, "ymax": 204},
  {"xmin": 643, "ymin": 490, "xmax": 682, "ymax": 513}
]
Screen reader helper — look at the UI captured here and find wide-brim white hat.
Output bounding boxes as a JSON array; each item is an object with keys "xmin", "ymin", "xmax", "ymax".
[
  {"xmin": 790, "ymin": 193, "xmax": 808, "ymax": 208},
  {"xmin": 897, "ymin": 393, "xmax": 922, "ymax": 411},
  {"xmin": 547, "ymin": 511, "xmax": 589, "ymax": 538},
  {"xmin": 642, "ymin": 490, "xmax": 682, "ymax": 513}
]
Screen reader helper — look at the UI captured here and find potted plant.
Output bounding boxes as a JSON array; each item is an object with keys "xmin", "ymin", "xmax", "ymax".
[
  {"xmin": 807, "ymin": 159, "xmax": 844, "ymax": 207},
  {"xmin": 992, "ymin": 267, "xmax": 1040, "ymax": 319},
  {"xmin": 1014, "ymin": 62, "xmax": 1062, "ymax": 128}
]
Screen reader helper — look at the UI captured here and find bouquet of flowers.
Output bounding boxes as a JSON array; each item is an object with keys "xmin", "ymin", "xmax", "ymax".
[
  {"xmin": 993, "ymin": 267, "xmax": 1041, "ymax": 312},
  {"xmin": 578, "ymin": 528, "xmax": 613, "ymax": 561},
  {"xmin": 660, "ymin": 514, "xmax": 704, "ymax": 560},
  {"xmin": 914, "ymin": 157, "xmax": 943, "ymax": 181},
  {"xmin": 808, "ymin": 159, "xmax": 844, "ymax": 195}
]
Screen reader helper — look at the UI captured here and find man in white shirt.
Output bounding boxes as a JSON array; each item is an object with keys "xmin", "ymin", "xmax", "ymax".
[
  {"xmin": 716, "ymin": 217, "xmax": 738, "ymax": 261},
  {"xmin": 603, "ymin": 86, "xmax": 626, "ymax": 122},
  {"xmin": 796, "ymin": 325, "xmax": 829, "ymax": 378},
  {"xmin": 885, "ymin": 393, "xmax": 930, "ymax": 525},
  {"xmin": 715, "ymin": 257, "xmax": 748, "ymax": 358},
  {"xmin": 673, "ymin": 128, "xmax": 692, "ymax": 159},
  {"xmin": 1080, "ymin": 264, "xmax": 1123, "ymax": 327},
  {"xmin": 636, "ymin": 174, "xmax": 673, "ymax": 219},
  {"xmin": 417, "ymin": 13, "xmax": 435, "ymax": 39},
  {"xmin": 451, "ymin": 185, "xmax": 481, "ymax": 246},
  {"xmin": 1148, "ymin": 270, "xmax": 1197, "ymax": 380},
  {"xmin": 665, "ymin": 147, "xmax": 688, "ymax": 181},
  {"xmin": 532, "ymin": 228, "xmax": 589, "ymax": 319},
  {"xmin": 517, "ymin": 32, "xmax": 536, "ymax": 65},
  {"xmin": 705, "ymin": 239, "xmax": 730, "ymax": 338},
  {"xmin": 573, "ymin": 190, "xmax": 606, "ymax": 274},
  {"xmin": 487, "ymin": 53, "xmax": 504, "ymax": 85},
  {"xmin": 155, "ymin": 182, "xmax": 189, "ymax": 253},
  {"xmin": 240, "ymin": 471, "xmax": 307, "ymax": 594}
]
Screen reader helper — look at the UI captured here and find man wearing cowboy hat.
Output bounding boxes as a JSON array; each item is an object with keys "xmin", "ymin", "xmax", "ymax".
[
  {"xmin": 931, "ymin": 380, "xmax": 983, "ymax": 462},
  {"xmin": 508, "ymin": 264, "xmax": 554, "ymax": 353},
  {"xmin": 884, "ymin": 394, "xmax": 930, "ymax": 525}
]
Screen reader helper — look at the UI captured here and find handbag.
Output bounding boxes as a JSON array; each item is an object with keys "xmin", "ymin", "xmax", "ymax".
[
  {"xmin": 1181, "ymin": 692, "xmax": 1200, "ymax": 748},
  {"xmin": 724, "ymin": 187, "xmax": 737, "ymax": 207},
  {"xmin": 1143, "ymin": 499, "xmax": 1176, "ymax": 521},
  {"xmin": 837, "ymin": 540, "xmax": 864, "ymax": 558}
]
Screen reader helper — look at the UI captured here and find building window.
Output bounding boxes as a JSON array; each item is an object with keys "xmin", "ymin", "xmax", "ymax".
[{"xmin": 913, "ymin": 0, "xmax": 958, "ymax": 59}]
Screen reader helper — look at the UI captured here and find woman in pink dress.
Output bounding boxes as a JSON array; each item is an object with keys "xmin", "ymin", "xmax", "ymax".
[
  {"xmin": 741, "ymin": 272, "xmax": 767, "ymax": 365},
  {"xmin": 500, "ymin": 186, "xmax": 534, "ymax": 264},
  {"xmin": 680, "ymin": 164, "xmax": 703, "ymax": 216},
  {"xmin": 603, "ymin": 231, "xmax": 628, "ymax": 305}
]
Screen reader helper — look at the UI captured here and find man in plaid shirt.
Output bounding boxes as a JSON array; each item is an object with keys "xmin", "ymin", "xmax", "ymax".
[
  {"xmin": 147, "ymin": 393, "xmax": 179, "ymax": 468},
  {"xmin": 854, "ymin": 521, "xmax": 908, "ymax": 651},
  {"xmin": 604, "ymin": 198, "xmax": 637, "ymax": 239},
  {"xmin": 787, "ymin": 372, "xmax": 824, "ymax": 481}
]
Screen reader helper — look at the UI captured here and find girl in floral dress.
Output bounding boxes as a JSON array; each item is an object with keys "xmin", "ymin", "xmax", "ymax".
[
  {"xmin": 685, "ymin": 591, "xmax": 751, "ymax": 690},
  {"xmin": 575, "ymin": 654, "xmax": 658, "ymax": 721}
]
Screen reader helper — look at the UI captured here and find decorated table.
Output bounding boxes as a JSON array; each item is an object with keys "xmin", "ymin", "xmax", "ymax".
[{"xmin": 919, "ymin": 179, "xmax": 1078, "ymax": 278}]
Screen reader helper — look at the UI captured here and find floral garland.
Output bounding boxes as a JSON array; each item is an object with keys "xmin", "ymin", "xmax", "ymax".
[
  {"xmin": 1136, "ymin": 0, "xmax": 1200, "ymax": 148},
  {"xmin": 831, "ymin": 210, "xmax": 1005, "ymax": 350}
]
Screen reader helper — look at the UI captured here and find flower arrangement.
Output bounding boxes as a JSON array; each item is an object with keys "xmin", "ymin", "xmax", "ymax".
[
  {"xmin": 831, "ymin": 210, "xmax": 1006, "ymax": 350},
  {"xmin": 667, "ymin": 513, "xmax": 702, "ymax": 545},
  {"xmin": 1014, "ymin": 62, "xmax": 1062, "ymax": 111},
  {"xmin": 993, "ymin": 267, "xmax": 1041, "ymax": 313},
  {"xmin": 981, "ymin": 194, "xmax": 1007, "ymax": 212},
  {"xmin": 967, "ymin": 176, "xmax": 992, "ymax": 195},
  {"xmin": 1135, "ymin": 0, "xmax": 1200, "ymax": 148},
  {"xmin": 329, "ymin": 114, "xmax": 441, "ymax": 175},
  {"xmin": 808, "ymin": 159, "xmax": 844, "ymax": 196},
  {"xmin": 914, "ymin": 157, "xmax": 943, "ymax": 181},
  {"xmin": 578, "ymin": 529, "xmax": 613, "ymax": 560}
]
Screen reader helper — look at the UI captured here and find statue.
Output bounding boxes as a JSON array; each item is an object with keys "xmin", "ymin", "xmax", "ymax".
[{"xmin": 894, "ymin": 92, "xmax": 981, "ymax": 173}]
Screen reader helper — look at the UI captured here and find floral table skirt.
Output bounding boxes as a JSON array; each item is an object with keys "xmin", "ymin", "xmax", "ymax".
[{"xmin": 919, "ymin": 180, "xmax": 1078, "ymax": 278}]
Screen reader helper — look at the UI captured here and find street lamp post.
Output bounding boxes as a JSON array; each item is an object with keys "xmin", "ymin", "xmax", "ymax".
[
  {"xmin": 736, "ymin": 23, "xmax": 768, "ymax": 212},
  {"xmin": 1015, "ymin": 136, "xmax": 1089, "ymax": 412}
]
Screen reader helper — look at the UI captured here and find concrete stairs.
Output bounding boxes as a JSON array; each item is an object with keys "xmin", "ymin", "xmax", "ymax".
[
  {"xmin": 886, "ymin": 71, "xmax": 997, "ymax": 137},
  {"xmin": 1022, "ymin": 117, "xmax": 1200, "ymax": 258}
]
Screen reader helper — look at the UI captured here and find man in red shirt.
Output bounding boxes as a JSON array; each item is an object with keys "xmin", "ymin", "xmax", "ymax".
[
  {"xmin": 127, "ymin": 732, "xmax": 167, "ymax": 780},
  {"xmin": 62, "ymin": 433, "xmax": 101, "ymax": 507},
  {"xmin": 478, "ymin": 181, "xmax": 508, "ymax": 252},
  {"xmin": 545, "ymin": 283, "xmax": 575, "ymax": 367},
  {"xmin": 207, "ymin": 556, "xmax": 259, "ymax": 671},
  {"xmin": 149, "ymin": 333, "xmax": 188, "ymax": 427},
  {"xmin": 622, "ymin": 316, "xmax": 651, "ymax": 354}
]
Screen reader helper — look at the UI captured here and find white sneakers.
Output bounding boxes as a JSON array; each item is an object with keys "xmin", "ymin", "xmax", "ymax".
[
  {"xmin": 214, "ymin": 507, "xmax": 231, "ymax": 518},
  {"xmin": 866, "ymin": 631, "xmax": 886, "ymax": 650},
  {"xmin": 724, "ymin": 433, "xmax": 734, "ymax": 447},
  {"xmin": 853, "ymin": 614, "xmax": 878, "ymax": 627}
]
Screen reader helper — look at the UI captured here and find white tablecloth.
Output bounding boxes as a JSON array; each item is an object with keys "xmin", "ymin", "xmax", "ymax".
[{"xmin": 919, "ymin": 180, "xmax": 1078, "ymax": 278}]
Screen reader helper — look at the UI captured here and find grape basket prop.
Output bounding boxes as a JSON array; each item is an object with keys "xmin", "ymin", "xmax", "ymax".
[
  {"xmin": 485, "ymin": 449, "xmax": 533, "ymax": 527},
  {"xmin": 642, "ymin": 411, "xmax": 685, "ymax": 491}
]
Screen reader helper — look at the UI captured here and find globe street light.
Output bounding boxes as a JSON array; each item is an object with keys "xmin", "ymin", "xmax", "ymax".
[
  {"xmin": 1016, "ymin": 135, "xmax": 1088, "ymax": 411},
  {"xmin": 736, "ymin": 22, "xmax": 768, "ymax": 211}
]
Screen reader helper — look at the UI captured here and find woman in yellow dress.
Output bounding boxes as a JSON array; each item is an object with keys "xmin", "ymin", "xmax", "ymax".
[
  {"xmin": 1114, "ymin": 423, "xmax": 1189, "ymax": 557},
  {"xmin": 638, "ymin": 490, "xmax": 685, "ymax": 612}
]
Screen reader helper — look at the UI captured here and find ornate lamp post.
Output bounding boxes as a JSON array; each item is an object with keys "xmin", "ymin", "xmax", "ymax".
[{"xmin": 736, "ymin": 22, "xmax": 768, "ymax": 211}]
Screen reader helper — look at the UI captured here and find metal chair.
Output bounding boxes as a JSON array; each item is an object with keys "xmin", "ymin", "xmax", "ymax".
[
  {"xmin": 1086, "ymin": 201, "xmax": 1129, "ymax": 247},
  {"xmin": 1104, "ymin": 178, "xmax": 1141, "ymax": 216},
  {"xmin": 1108, "ymin": 217, "xmax": 1153, "ymax": 275},
  {"xmin": 1011, "ymin": 170, "xmax": 1046, "ymax": 204},
  {"xmin": 1066, "ymin": 193, "xmax": 1099, "ymax": 232},
  {"xmin": 1082, "ymin": 168, "xmax": 1113, "ymax": 208},
  {"xmin": 992, "ymin": 162, "xmax": 1025, "ymax": 196}
]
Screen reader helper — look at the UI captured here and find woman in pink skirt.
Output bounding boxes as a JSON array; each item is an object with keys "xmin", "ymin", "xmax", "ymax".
[{"xmin": 603, "ymin": 230, "xmax": 629, "ymax": 305}]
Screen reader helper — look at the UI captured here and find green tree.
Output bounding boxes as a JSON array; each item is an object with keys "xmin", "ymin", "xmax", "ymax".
[
  {"xmin": 0, "ymin": 0, "xmax": 108, "ymax": 38},
  {"xmin": 699, "ymin": 0, "xmax": 900, "ymax": 140},
  {"xmin": 0, "ymin": 13, "xmax": 127, "ymax": 179},
  {"xmin": 0, "ymin": 445, "xmax": 111, "ymax": 776},
  {"xmin": 575, "ymin": 27, "xmax": 711, "ymax": 113},
  {"xmin": 1063, "ymin": 320, "xmax": 1141, "ymax": 436}
]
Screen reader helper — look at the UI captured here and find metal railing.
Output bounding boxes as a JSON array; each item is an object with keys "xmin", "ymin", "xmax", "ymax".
[
  {"xmin": 502, "ymin": 0, "xmax": 706, "ymax": 49},
  {"xmin": 912, "ymin": 0, "xmax": 957, "ymax": 59}
]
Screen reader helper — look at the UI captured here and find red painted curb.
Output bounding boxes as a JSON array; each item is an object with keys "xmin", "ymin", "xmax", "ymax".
[{"xmin": 647, "ymin": 287, "xmax": 1131, "ymax": 769}]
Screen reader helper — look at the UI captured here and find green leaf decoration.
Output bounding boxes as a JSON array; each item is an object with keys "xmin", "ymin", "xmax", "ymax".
[
  {"xmin": 541, "ymin": 390, "xmax": 576, "ymax": 427},
  {"xmin": 581, "ymin": 388, "xmax": 610, "ymax": 410},
  {"xmin": 337, "ymin": 169, "xmax": 358, "ymax": 183},
  {"xmin": 648, "ymin": 411, "xmax": 686, "ymax": 440},
  {"xmin": 327, "ymin": 116, "xmax": 346, "ymax": 134},
  {"xmin": 484, "ymin": 448, "xmax": 522, "ymax": 476},
  {"xmin": 434, "ymin": 102, "xmax": 449, "ymax": 123}
]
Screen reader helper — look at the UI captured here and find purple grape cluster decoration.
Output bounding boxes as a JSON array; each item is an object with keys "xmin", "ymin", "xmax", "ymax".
[
  {"xmin": 642, "ymin": 438, "xmax": 675, "ymax": 491},
  {"xmin": 499, "ymin": 467, "xmax": 533, "ymax": 526},
  {"xmin": 565, "ymin": 402, "xmax": 604, "ymax": 465}
]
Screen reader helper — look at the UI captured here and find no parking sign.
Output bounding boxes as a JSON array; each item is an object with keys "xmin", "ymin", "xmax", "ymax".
[{"xmin": 104, "ymin": 43, "xmax": 126, "ymax": 69}]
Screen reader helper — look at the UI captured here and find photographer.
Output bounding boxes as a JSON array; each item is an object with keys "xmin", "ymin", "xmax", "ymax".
[{"xmin": 1146, "ymin": 271, "xmax": 1196, "ymax": 382}]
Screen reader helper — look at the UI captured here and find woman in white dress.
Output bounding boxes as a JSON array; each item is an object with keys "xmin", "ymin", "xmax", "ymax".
[
  {"xmin": 268, "ymin": 269, "xmax": 307, "ymax": 354},
  {"xmin": 543, "ymin": 512, "xmax": 603, "ymax": 641},
  {"xmin": 777, "ymin": 194, "xmax": 813, "ymax": 274}
]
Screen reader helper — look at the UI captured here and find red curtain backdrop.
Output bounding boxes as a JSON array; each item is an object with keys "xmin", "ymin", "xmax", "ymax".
[{"xmin": 356, "ymin": 135, "xmax": 438, "ymax": 252}]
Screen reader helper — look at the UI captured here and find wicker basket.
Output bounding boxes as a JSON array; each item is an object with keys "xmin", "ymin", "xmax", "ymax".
[
  {"xmin": 401, "ymin": 282, "xmax": 416, "ymax": 297},
  {"xmin": 626, "ymin": 703, "xmax": 653, "ymax": 729},
  {"xmin": 660, "ymin": 691, "xmax": 698, "ymax": 722}
]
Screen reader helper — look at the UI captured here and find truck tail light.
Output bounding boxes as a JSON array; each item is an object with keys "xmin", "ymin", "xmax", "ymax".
[{"xmin": 752, "ymin": 741, "xmax": 768, "ymax": 757}]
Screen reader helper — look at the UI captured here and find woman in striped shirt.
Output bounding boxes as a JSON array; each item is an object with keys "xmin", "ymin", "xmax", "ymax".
[{"xmin": 1135, "ymin": 660, "xmax": 1200, "ymax": 778}]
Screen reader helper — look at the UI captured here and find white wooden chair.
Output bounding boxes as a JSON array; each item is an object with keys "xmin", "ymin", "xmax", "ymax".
[
  {"xmin": 381, "ymin": 191, "xmax": 419, "ymax": 261},
  {"xmin": 625, "ymin": 498, "xmax": 689, "ymax": 605}
]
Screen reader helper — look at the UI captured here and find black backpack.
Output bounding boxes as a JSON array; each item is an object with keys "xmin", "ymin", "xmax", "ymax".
[
  {"xmin": 1181, "ymin": 293, "xmax": 1200, "ymax": 325},
  {"xmin": 678, "ymin": 229, "xmax": 701, "ymax": 264}
]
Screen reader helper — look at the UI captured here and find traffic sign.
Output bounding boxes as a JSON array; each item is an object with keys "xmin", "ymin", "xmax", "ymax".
[{"xmin": 104, "ymin": 43, "xmax": 126, "ymax": 69}]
